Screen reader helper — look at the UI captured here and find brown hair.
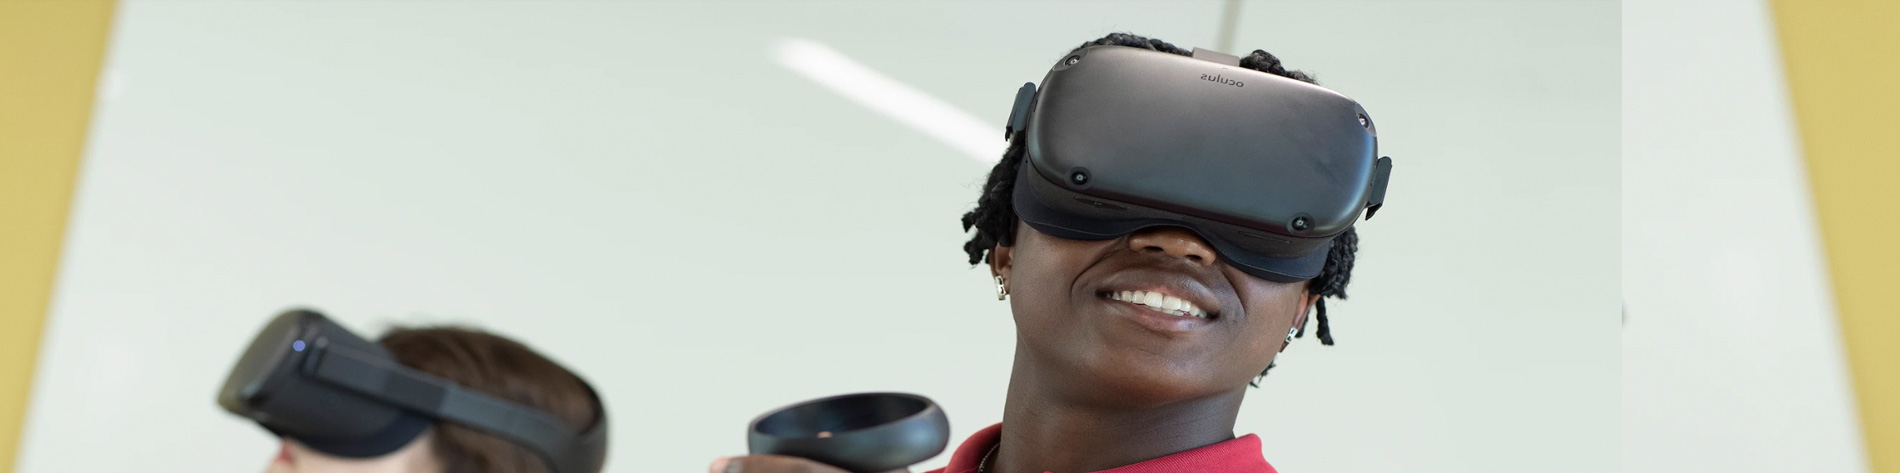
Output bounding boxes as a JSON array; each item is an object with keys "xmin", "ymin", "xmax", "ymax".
[{"xmin": 378, "ymin": 327, "xmax": 604, "ymax": 473}]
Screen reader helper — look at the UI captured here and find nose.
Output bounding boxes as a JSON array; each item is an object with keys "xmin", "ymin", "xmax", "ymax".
[{"xmin": 1127, "ymin": 226, "xmax": 1218, "ymax": 266}]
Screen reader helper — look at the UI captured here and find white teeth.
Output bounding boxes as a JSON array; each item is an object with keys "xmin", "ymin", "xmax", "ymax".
[{"xmin": 1109, "ymin": 290, "xmax": 1209, "ymax": 318}]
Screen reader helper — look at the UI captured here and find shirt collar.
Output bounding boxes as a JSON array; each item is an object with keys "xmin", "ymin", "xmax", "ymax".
[{"xmin": 935, "ymin": 423, "xmax": 1278, "ymax": 473}]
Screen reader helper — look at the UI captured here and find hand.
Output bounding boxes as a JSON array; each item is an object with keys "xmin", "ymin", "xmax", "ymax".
[{"xmin": 708, "ymin": 455, "xmax": 910, "ymax": 473}]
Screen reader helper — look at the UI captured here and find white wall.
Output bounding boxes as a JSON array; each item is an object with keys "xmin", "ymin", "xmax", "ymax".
[
  {"xmin": 1619, "ymin": 1, "xmax": 1867, "ymax": 472},
  {"xmin": 17, "ymin": 1, "xmax": 1618, "ymax": 472}
]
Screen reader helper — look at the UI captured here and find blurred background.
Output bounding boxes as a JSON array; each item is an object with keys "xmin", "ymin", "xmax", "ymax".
[
  {"xmin": 1621, "ymin": 1, "xmax": 1896, "ymax": 473},
  {"xmin": 32, "ymin": 0, "xmax": 1900, "ymax": 472}
]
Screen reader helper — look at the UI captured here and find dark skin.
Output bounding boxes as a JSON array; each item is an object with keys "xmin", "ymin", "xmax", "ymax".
[{"xmin": 711, "ymin": 223, "xmax": 1317, "ymax": 473}]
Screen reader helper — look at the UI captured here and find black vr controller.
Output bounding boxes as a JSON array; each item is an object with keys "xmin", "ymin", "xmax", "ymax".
[
  {"xmin": 217, "ymin": 309, "xmax": 609, "ymax": 473},
  {"xmin": 748, "ymin": 392, "xmax": 950, "ymax": 473}
]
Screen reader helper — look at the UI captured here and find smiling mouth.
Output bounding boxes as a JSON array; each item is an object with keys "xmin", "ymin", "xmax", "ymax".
[{"xmin": 1104, "ymin": 290, "xmax": 1213, "ymax": 319}]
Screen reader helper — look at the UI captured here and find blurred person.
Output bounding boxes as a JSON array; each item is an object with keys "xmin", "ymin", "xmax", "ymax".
[
  {"xmin": 714, "ymin": 32, "xmax": 1369, "ymax": 473},
  {"xmin": 225, "ymin": 316, "xmax": 607, "ymax": 473}
]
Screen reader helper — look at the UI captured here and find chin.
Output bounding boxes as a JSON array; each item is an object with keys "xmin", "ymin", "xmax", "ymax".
[{"xmin": 1072, "ymin": 354, "xmax": 1227, "ymax": 407}]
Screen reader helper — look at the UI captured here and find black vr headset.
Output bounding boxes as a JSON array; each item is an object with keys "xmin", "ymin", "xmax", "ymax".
[
  {"xmin": 1004, "ymin": 46, "xmax": 1393, "ymax": 282},
  {"xmin": 218, "ymin": 310, "xmax": 608, "ymax": 473}
]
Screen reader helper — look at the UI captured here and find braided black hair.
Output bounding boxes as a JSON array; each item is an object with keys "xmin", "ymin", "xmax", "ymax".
[{"xmin": 959, "ymin": 33, "xmax": 1359, "ymax": 386}]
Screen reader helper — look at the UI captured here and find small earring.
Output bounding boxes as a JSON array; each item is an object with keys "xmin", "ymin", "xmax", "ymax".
[
  {"xmin": 1285, "ymin": 327, "xmax": 1298, "ymax": 344},
  {"xmin": 995, "ymin": 276, "xmax": 1009, "ymax": 300}
]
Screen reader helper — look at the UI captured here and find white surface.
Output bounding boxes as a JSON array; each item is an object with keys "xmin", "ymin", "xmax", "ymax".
[
  {"xmin": 1619, "ymin": 1, "xmax": 1868, "ymax": 472},
  {"xmin": 17, "ymin": 1, "xmax": 1617, "ymax": 472}
]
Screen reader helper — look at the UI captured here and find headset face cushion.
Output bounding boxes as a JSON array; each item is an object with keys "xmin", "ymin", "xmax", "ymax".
[{"xmin": 1013, "ymin": 165, "xmax": 1329, "ymax": 283}]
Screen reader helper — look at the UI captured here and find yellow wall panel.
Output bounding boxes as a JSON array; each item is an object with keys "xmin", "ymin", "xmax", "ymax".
[
  {"xmin": 1771, "ymin": 0, "xmax": 1900, "ymax": 469},
  {"xmin": 0, "ymin": 1, "xmax": 117, "ymax": 471}
]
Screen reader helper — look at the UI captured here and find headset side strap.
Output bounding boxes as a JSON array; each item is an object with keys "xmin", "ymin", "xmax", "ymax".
[
  {"xmin": 1365, "ymin": 156, "xmax": 1392, "ymax": 219},
  {"xmin": 309, "ymin": 343, "xmax": 595, "ymax": 473},
  {"xmin": 1005, "ymin": 82, "xmax": 1036, "ymax": 140}
]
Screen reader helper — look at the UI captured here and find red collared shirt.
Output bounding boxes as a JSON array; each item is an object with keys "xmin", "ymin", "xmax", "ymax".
[{"xmin": 924, "ymin": 423, "xmax": 1279, "ymax": 473}]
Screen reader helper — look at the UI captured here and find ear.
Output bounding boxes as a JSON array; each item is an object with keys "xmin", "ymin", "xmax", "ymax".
[
  {"xmin": 988, "ymin": 243, "xmax": 1015, "ymax": 282},
  {"xmin": 1282, "ymin": 290, "xmax": 1323, "ymax": 353},
  {"xmin": 1299, "ymin": 290, "xmax": 1322, "ymax": 329}
]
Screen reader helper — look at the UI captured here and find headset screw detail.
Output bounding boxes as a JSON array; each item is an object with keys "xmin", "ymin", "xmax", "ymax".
[
  {"xmin": 1358, "ymin": 114, "xmax": 1370, "ymax": 128},
  {"xmin": 1071, "ymin": 171, "xmax": 1088, "ymax": 185},
  {"xmin": 1292, "ymin": 216, "xmax": 1311, "ymax": 231},
  {"xmin": 1066, "ymin": 56, "xmax": 1080, "ymax": 66}
]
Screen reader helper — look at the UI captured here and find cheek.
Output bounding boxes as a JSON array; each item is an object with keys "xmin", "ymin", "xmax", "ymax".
[
  {"xmin": 265, "ymin": 446, "xmax": 295, "ymax": 473},
  {"xmin": 1003, "ymin": 238, "xmax": 1116, "ymax": 360},
  {"xmin": 1228, "ymin": 312, "xmax": 1285, "ymax": 364},
  {"xmin": 281, "ymin": 442, "xmax": 406, "ymax": 473},
  {"xmin": 285, "ymin": 444, "xmax": 348, "ymax": 473},
  {"xmin": 1230, "ymin": 273, "xmax": 1310, "ymax": 362},
  {"xmin": 1005, "ymin": 237, "xmax": 1107, "ymax": 318},
  {"xmin": 1006, "ymin": 251, "xmax": 1071, "ymax": 331}
]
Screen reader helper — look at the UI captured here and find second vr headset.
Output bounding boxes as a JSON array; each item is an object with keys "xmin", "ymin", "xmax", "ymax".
[
  {"xmin": 218, "ymin": 309, "xmax": 608, "ymax": 473},
  {"xmin": 1005, "ymin": 46, "xmax": 1394, "ymax": 282}
]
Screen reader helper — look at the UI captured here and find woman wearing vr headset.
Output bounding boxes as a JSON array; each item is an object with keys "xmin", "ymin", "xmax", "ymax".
[
  {"xmin": 716, "ymin": 32, "xmax": 1376, "ymax": 473},
  {"xmin": 223, "ymin": 315, "xmax": 608, "ymax": 473}
]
